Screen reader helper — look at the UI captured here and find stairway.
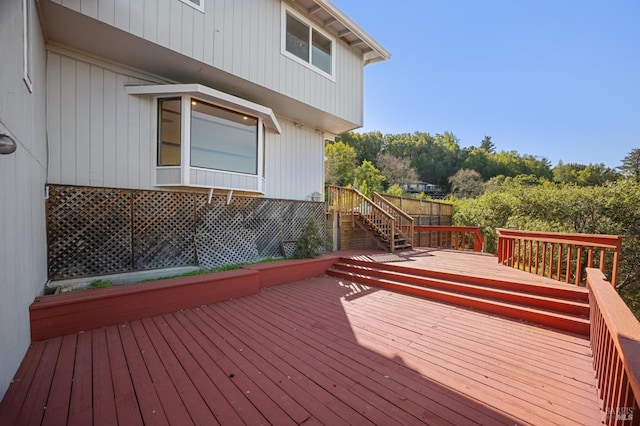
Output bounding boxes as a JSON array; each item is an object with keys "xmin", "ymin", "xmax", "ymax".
[
  {"xmin": 354, "ymin": 212, "xmax": 412, "ymax": 251},
  {"xmin": 327, "ymin": 257, "xmax": 590, "ymax": 336}
]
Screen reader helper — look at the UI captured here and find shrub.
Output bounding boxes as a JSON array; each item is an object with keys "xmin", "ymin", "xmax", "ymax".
[{"xmin": 292, "ymin": 219, "xmax": 324, "ymax": 259}]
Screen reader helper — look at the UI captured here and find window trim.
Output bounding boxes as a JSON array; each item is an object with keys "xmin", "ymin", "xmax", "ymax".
[
  {"xmin": 281, "ymin": 5, "xmax": 336, "ymax": 81},
  {"xmin": 128, "ymin": 83, "xmax": 279, "ymax": 193},
  {"xmin": 179, "ymin": 0, "xmax": 204, "ymax": 13}
]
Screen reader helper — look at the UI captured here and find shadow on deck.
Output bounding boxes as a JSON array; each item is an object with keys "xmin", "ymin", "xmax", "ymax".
[{"xmin": 0, "ymin": 249, "xmax": 603, "ymax": 425}]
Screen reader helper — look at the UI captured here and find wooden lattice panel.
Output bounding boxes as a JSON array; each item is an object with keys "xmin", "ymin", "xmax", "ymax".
[
  {"xmin": 132, "ymin": 191, "xmax": 197, "ymax": 270},
  {"xmin": 47, "ymin": 185, "xmax": 132, "ymax": 279},
  {"xmin": 47, "ymin": 185, "xmax": 326, "ymax": 279},
  {"xmin": 246, "ymin": 199, "xmax": 288, "ymax": 259},
  {"xmin": 195, "ymin": 196, "xmax": 260, "ymax": 269}
]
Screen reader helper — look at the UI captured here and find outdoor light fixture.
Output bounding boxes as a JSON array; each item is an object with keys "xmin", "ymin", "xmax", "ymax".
[{"xmin": 0, "ymin": 134, "xmax": 17, "ymax": 154}]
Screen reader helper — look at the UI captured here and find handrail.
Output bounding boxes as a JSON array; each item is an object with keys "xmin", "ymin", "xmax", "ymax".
[
  {"xmin": 371, "ymin": 192, "xmax": 414, "ymax": 246},
  {"xmin": 497, "ymin": 228, "xmax": 623, "ymax": 287},
  {"xmin": 327, "ymin": 185, "xmax": 397, "ymax": 252},
  {"xmin": 414, "ymin": 225, "xmax": 484, "ymax": 252},
  {"xmin": 587, "ymin": 269, "xmax": 640, "ymax": 424}
]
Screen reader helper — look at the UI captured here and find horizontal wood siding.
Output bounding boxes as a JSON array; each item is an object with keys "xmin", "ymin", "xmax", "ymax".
[
  {"xmin": 264, "ymin": 118, "xmax": 324, "ymax": 200},
  {"xmin": 51, "ymin": 0, "xmax": 365, "ymax": 125},
  {"xmin": 47, "ymin": 51, "xmax": 159, "ymax": 189}
]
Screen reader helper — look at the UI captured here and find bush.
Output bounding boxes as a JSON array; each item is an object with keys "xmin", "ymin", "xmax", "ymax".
[{"xmin": 292, "ymin": 219, "xmax": 324, "ymax": 259}]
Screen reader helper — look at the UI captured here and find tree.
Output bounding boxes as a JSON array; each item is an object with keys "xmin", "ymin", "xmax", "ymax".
[
  {"xmin": 386, "ymin": 183, "xmax": 403, "ymax": 196},
  {"xmin": 619, "ymin": 148, "xmax": 640, "ymax": 181},
  {"xmin": 448, "ymin": 169, "xmax": 484, "ymax": 198},
  {"xmin": 376, "ymin": 152, "xmax": 418, "ymax": 187},
  {"xmin": 353, "ymin": 160, "xmax": 385, "ymax": 198},
  {"xmin": 324, "ymin": 141, "xmax": 357, "ymax": 186},
  {"xmin": 553, "ymin": 161, "xmax": 619, "ymax": 186},
  {"xmin": 335, "ymin": 131, "xmax": 384, "ymax": 164},
  {"xmin": 480, "ymin": 135, "xmax": 496, "ymax": 153}
]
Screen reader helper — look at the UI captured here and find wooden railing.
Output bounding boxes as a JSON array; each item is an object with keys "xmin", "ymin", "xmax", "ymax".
[
  {"xmin": 588, "ymin": 269, "xmax": 640, "ymax": 425},
  {"xmin": 326, "ymin": 185, "xmax": 397, "ymax": 252},
  {"xmin": 497, "ymin": 229, "xmax": 623, "ymax": 287},
  {"xmin": 372, "ymin": 192, "xmax": 414, "ymax": 247},
  {"xmin": 413, "ymin": 225, "xmax": 484, "ymax": 252}
]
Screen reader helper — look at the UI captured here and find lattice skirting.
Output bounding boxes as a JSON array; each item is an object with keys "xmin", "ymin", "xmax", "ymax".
[{"xmin": 47, "ymin": 185, "xmax": 326, "ymax": 280}]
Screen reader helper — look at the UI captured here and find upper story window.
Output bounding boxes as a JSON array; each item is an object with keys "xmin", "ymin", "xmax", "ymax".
[
  {"xmin": 179, "ymin": 0, "xmax": 204, "ymax": 13},
  {"xmin": 282, "ymin": 6, "xmax": 335, "ymax": 79}
]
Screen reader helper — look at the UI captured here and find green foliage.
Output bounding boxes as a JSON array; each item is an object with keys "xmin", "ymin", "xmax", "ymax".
[
  {"xmin": 553, "ymin": 161, "xmax": 619, "ymax": 186},
  {"xmin": 354, "ymin": 160, "xmax": 385, "ymax": 198},
  {"xmin": 293, "ymin": 219, "xmax": 325, "ymax": 259},
  {"xmin": 618, "ymin": 148, "xmax": 640, "ymax": 182},
  {"xmin": 453, "ymin": 177, "xmax": 640, "ymax": 318},
  {"xmin": 324, "ymin": 141, "xmax": 357, "ymax": 186},
  {"xmin": 89, "ymin": 279, "xmax": 112, "ymax": 289},
  {"xmin": 335, "ymin": 131, "xmax": 384, "ymax": 164},
  {"xmin": 480, "ymin": 135, "xmax": 496, "ymax": 153},
  {"xmin": 386, "ymin": 183, "xmax": 404, "ymax": 196}
]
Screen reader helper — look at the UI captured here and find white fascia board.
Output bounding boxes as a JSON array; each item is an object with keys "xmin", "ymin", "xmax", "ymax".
[
  {"xmin": 313, "ymin": 0, "xmax": 391, "ymax": 64},
  {"xmin": 126, "ymin": 83, "xmax": 282, "ymax": 134}
]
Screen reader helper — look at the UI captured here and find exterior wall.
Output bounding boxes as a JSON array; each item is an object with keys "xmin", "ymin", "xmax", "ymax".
[
  {"xmin": 50, "ymin": 0, "xmax": 364, "ymax": 125},
  {"xmin": 46, "ymin": 50, "xmax": 324, "ymax": 200},
  {"xmin": 0, "ymin": 0, "xmax": 48, "ymax": 400},
  {"xmin": 264, "ymin": 117, "xmax": 325, "ymax": 200},
  {"xmin": 46, "ymin": 50, "xmax": 160, "ymax": 189}
]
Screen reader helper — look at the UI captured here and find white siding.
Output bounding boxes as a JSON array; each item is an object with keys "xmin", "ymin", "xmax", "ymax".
[
  {"xmin": 264, "ymin": 118, "xmax": 325, "ymax": 200},
  {"xmin": 0, "ymin": 0, "xmax": 48, "ymax": 400},
  {"xmin": 46, "ymin": 51, "xmax": 159, "ymax": 189},
  {"xmin": 53, "ymin": 0, "xmax": 365, "ymax": 126}
]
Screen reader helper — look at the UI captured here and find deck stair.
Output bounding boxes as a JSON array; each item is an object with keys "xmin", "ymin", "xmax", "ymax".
[
  {"xmin": 354, "ymin": 212, "xmax": 411, "ymax": 251},
  {"xmin": 327, "ymin": 257, "xmax": 590, "ymax": 335}
]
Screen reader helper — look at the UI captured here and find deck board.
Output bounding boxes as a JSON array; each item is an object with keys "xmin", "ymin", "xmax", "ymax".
[{"xmin": 0, "ymin": 251, "xmax": 604, "ymax": 425}]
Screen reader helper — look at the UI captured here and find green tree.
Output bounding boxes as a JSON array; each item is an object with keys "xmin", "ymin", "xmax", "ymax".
[
  {"xmin": 386, "ymin": 183, "xmax": 403, "ymax": 196},
  {"xmin": 353, "ymin": 160, "xmax": 385, "ymax": 198},
  {"xmin": 324, "ymin": 141, "xmax": 357, "ymax": 186},
  {"xmin": 618, "ymin": 148, "xmax": 640, "ymax": 181},
  {"xmin": 335, "ymin": 131, "xmax": 384, "ymax": 164},
  {"xmin": 480, "ymin": 135, "xmax": 496, "ymax": 153}
]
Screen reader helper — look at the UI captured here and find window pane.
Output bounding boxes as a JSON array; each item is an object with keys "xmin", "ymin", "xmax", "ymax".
[
  {"xmin": 312, "ymin": 29, "xmax": 332, "ymax": 74},
  {"xmin": 286, "ymin": 13, "xmax": 309, "ymax": 62},
  {"xmin": 158, "ymin": 98, "xmax": 181, "ymax": 166},
  {"xmin": 190, "ymin": 101, "xmax": 258, "ymax": 175}
]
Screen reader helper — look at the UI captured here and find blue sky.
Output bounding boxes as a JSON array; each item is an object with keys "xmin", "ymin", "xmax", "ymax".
[{"xmin": 332, "ymin": 0, "xmax": 639, "ymax": 169}]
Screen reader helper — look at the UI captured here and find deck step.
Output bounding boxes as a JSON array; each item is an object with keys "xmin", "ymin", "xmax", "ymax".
[{"xmin": 327, "ymin": 258, "xmax": 590, "ymax": 336}]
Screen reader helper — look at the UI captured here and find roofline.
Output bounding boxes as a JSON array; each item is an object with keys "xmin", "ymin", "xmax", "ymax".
[{"xmin": 311, "ymin": 0, "xmax": 391, "ymax": 64}]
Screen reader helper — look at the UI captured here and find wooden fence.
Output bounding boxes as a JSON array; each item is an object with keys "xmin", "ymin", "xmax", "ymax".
[
  {"xmin": 46, "ymin": 185, "xmax": 325, "ymax": 280},
  {"xmin": 376, "ymin": 194, "xmax": 453, "ymax": 225}
]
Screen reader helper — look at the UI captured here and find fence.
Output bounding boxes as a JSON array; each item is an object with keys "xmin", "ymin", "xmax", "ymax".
[
  {"xmin": 376, "ymin": 194, "xmax": 453, "ymax": 225},
  {"xmin": 46, "ymin": 185, "xmax": 325, "ymax": 280}
]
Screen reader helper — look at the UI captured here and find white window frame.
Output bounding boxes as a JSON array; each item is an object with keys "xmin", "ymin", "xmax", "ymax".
[
  {"xmin": 179, "ymin": 0, "xmax": 204, "ymax": 13},
  {"xmin": 281, "ymin": 5, "xmax": 336, "ymax": 81},
  {"xmin": 128, "ymin": 83, "xmax": 280, "ymax": 193},
  {"xmin": 23, "ymin": 0, "xmax": 33, "ymax": 92}
]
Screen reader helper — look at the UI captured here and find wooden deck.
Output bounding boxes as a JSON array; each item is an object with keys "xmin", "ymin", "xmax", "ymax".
[{"xmin": 0, "ymin": 250, "xmax": 603, "ymax": 425}]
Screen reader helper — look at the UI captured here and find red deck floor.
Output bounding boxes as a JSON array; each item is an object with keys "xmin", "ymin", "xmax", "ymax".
[{"xmin": 0, "ymin": 250, "xmax": 603, "ymax": 425}]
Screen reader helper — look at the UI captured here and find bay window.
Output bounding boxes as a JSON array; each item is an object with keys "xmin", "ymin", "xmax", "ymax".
[{"xmin": 127, "ymin": 83, "xmax": 281, "ymax": 193}]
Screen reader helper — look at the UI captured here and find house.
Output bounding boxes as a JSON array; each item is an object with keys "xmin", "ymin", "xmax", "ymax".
[{"xmin": 0, "ymin": 0, "xmax": 389, "ymax": 400}]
